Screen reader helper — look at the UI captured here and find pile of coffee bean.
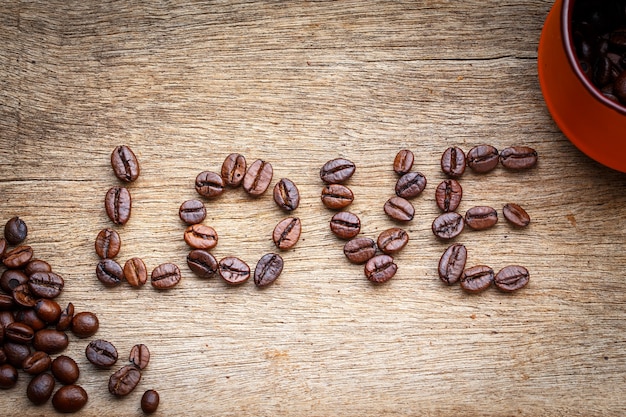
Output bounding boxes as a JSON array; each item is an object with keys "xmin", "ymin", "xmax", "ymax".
[
  {"xmin": 183, "ymin": 153, "xmax": 301, "ymax": 288},
  {"xmin": 571, "ymin": 0, "xmax": 626, "ymax": 105},
  {"xmin": 98, "ymin": 145, "xmax": 182, "ymax": 290}
]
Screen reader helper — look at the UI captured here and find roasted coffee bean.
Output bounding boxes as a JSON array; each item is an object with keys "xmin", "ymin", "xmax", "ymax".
[
  {"xmin": 51, "ymin": 355, "xmax": 80, "ymax": 385},
  {"xmin": 195, "ymin": 171, "xmax": 225, "ymax": 198},
  {"xmin": 395, "ymin": 172, "xmax": 427, "ymax": 199},
  {"xmin": 56, "ymin": 303, "xmax": 74, "ymax": 332},
  {"xmin": 3, "ymin": 245, "xmax": 33, "ymax": 269},
  {"xmin": 187, "ymin": 249, "xmax": 218, "ymax": 279},
  {"xmin": 22, "ymin": 351, "xmax": 52, "ymax": 375},
  {"xmin": 254, "ymin": 253, "xmax": 284, "ymax": 287},
  {"xmin": 377, "ymin": 228, "xmax": 409, "ymax": 255},
  {"xmin": 218, "ymin": 257, "xmax": 250, "ymax": 285},
  {"xmin": 25, "ymin": 259, "xmax": 52, "ymax": 276},
  {"xmin": 151, "ymin": 263, "xmax": 181, "ymax": 289},
  {"xmin": 494, "ymin": 265, "xmax": 530, "ymax": 292},
  {"xmin": 4, "ymin": 342, "xmax": 31, "ymax": 368},
  {"xmin": 273, "ymin": 178, "xmax": 300, "ymax": 211},
  {"xmin": 4, "ymin": 216, "xmax": 27, "ymax": 245},
  {"xmin": 141, "ymin": 389, "xmax": 160, "ymax": 414},
  {"xmin": 273, "ymin": 217, "xmax": 301, "ymax": 250},
  {"xmin": 129, "ymin": 344, "xmax": 150, "ymax": 370},
  {"xmin": 111, "ymin": 145, "xmax": 140, "ymax": 182},
  {"xmin": 438, "ymin": 244, "xmax": 467, "ymax": 286},
  {"xmin": 85, "ymin": 339, "xmax": 118, "ymax": 369},
  {"xmin": 0, "ymin": 348, "xmax": 5, "ymax": 364},
  {"xmin": 343, "ymin": 237, "xmax": 377, "ymax": 264},
  {"xmin": 109, "ymin": 364, "xmax": 142, "ymax": 397},
  {"xmin": 105, "ymin": 186, "xmax": 132, "ymax": 225},
  {"xmin": 5, "ymin": 322, "xmax": 35, "ymax": 344},
  {"xmin": 95, "ymin": 228, "xmax": 121, "ymax": 259},
  {"xmin": 465, "ymin": 206, "xmax": 498, "ymax": 230},
  {"xmin": 320, "ymin": 158, "xmax": 356, "ymax": 184},
  {"xmin": 96, "ymin": 259, "xmax": 124, "ymax": 287},
  {"xmin": 0, "ymin": 311, "xmax": 14, "ymax": 328},
  {"xmin": 14, "ymin": 308, "xmax": 45, "ymax": 331},
  {"xmin": 33, "ymin": 329, "xmax": 69, "ymax": 354},
  {"xmin": 34, "ymin": 298, "xmax": 62, "ymax": 324},
  {"xmin": 123, "ymin": 257, "xmax": 148, "ymax": 287},
  {"xmin": 499, "ymin": 146, "xmax": 538, "ymax": 170},
  {"xmin": 0, "ymin": 269, "xmax": 27, "ymax": 293},
  {"xmin": 330, "ymin": 211, "xmax": 361, "ymax": 240},
  {"xmin": 615, "ymin": 71, "xmax": 626, "ymax": 102},
  {"xmin": 467, "ymin": 145, "xmax": 499, "ymax": 173},
  {"xmin": 383, "ymin": 196, "xmax": 414, "ymax": 222},
  {"xmin": 71, "ymin": 312, "xmax": 99, "ymax": 338},
  {"xmin": 441, "ymin": 146, "xmax": 466, "ymax": 178},
  {"xmin": 29, "ymin": 271, "xmax": 64, "ymax": 299},
  {"xmin": 364, "ymin": 254, "xmax": 397, "ymax": 283},
  {"xmin": 320, "ymin": 183, "xmax": 354, "ymax": 210},
  {"xmin": 179, "ymin": 199, "xmax": 207, "ymax": 225},
  {"xmin": 184, "ymin": 224, "xmax": 218, "ymax": 250},
  {"xmin": 435, "ymin": 179, "xmax": 463, "ymax": 212},
  {"xmin": 12, "ymin": 284, "xmax": 37, "ymax": 308},
  {"xmin": 594, "ymin": 55, "xmax": 614, "ymax": 86},
  {"xmin": 503, "ymin": 203, "xmax": 531, "ymax": 227},
  {"xmin": 0, "ymin": 364, "xmax": 18, "ymax": 389},
  {"xmin": 52, "ymin": 384, "xmax": 88, "ymax": 413},
  {"xmin": 243, "ymin": 159, "xmax": 273, "ymax": 196},
  {"xmin": 221, "ymin": 153, "xmax": 247, "ymax": 187},
  {"xmin": 27, "ymin": 372, "xmax": 55, "ymax": 405},
  {"xmin": 393, "ymin": 149, "xmax": 414, "ymax": 175},
  {"xmin": 460, "ymin": 265, "xmax": 494, "ymax": 293},
  {"xmin": 432, "ymin": 212, "xmax": 465, "ymax": 240},
  {"xmin": 0, "ymin": 293, "xmax": 14, "ymax": 310}
]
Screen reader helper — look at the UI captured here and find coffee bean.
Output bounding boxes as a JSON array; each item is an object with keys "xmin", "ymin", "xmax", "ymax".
[
  {"xmin": 0, "ymin": 364, "xmax": 18, "ymax": 389},
  {"xmin": 52, "ymin": 384, "xmax": 88, "ymax": 412},
  {"xmin": 467, "ymin": 145, "xmax": 499, "ymax": 173},
  {"xmin": 29, "ymin": 271, "xmax": 64, "ymax": 299},
  {"xmin": 22, "ymin": 351, "xmax": 51, "ymax": 375},
  {"xmin": 0, "ymin": 311, "xmax": 14, "ymax": 328},
  {"xmin": 51, "ymin": 355, "xmax": 80, "ymax": 385},
  {"xmin": 3, "ymin": 245, "xmax": 33, "ymax": 269},
  {"xmin": 85, "ymin": 339, "xmax": 118, "ymax": 369},
  {"xmin": 14, "ymin": 308, "xmax": 45, "ymax": 331},
  {"xmin": 330, "ymin": 211, "xmax": 361, "ymax": 240},
  {"xmin": 273, "ymin": 178, "xmax": 300, "ymax": 211},
  {"xmin": 184, "ymin": 224, "xmax": 218, "ymax": 250},
  {"xmin": 438, "ymin": 244, "xmax": 467, "ymax": 286},
  {"xmin": 395, "ymin": 172, "xmax": 427, "ymax": 199},
  {"xmin": 34, "ymin": 298, "xmax": 62, "ymax": 324},
  {"xmin": 0, "ymin": 293, "xmax": 14, "ymax": 310},
  {"xmin": 594, "ymin": 55, "xmax": 614, "ymax": 86},
  {"xmin": 56, "ymin": 302, "xmax": 74, "ymax": 331},
  {"xmin": 179, "ymin": 199, "xmax": 207, "ymax": 225},
  {"xmin": 129, "ymin": 343, "xmax": 150, "ymax": 370},
  {"xmin": 254, "ymin": 253, "xmax": 284, "ymax": 287},
  {"xmin": 4, "ymin": 341, "xmax": 30, "ymax": 368},
  {"xmin": 96, "ymin": 259, "xmax": 124, "ymax": 287},
  {"xmin": 141, "ymin": 389, "xmax": 160, "ymax": 414},
  {"xmin": 273, "ymin": 217, "xmax": 301, "ymax": 250},
  {"xmin": 12, "ymin": 284, "xmax": 37, "ymax": 308},
  {"xmin": 24, "ymin": 259, "xmax": 52, "ymax": 276},
  {"xmin": 503, "ymin": 203, "xmax": 531, "ymax": 228},
  {"xmin": 320, "ymin": 158, "xmax": 356, "ymax": 184},
  {"xmin": 383, "ymin": 196, "xmax": 414, "ymax": 222},
  {"xmin": 151, "ymin": 263, "xmax": 182, "ymax": 289},
  {"xmin": 109, "ymin": 365, "xmax": 142, "ymax": 397},
  {"xmin": 432, "ymin": 212, "xmax": 465, "ymax": 240},
  {"xmin": 94, "ymin": 228, "xmax": 121, "ymax": 259},
  {"xmin": 243, "ymin": 159, "xmax": 273, "ymax": 196},
  {"xmin": 187, "ymin": 249, "xmax": 218, "ymax": 279},
  {"xmin": 393, "ymin": 149, "xmax": 414, "ymax": 175},
  {"xmin": 5, "ymin": 322, "xmax": 34, "ymax": 344},
  {"xmin": 615, "ymin": 71, "xmax": 626, "ymax": 102},
  {"xmin": 33, "ymin": 329, "xmax": 69, "ymax": 354},
  {"xmin": 321, "ymin": 183, "xmax": 354, "ymax": 210},
  {"xmin": 218, "ymin": 257, "xmax": 250, "ymax": 285},
  {"xmin": 441, "ymin": 146, "xmax": 466, "ymax": 178},
  {"xmin": 499, "ymin": 146, "xmax": 538, "ymax": 170},
  {"xmin": 27, "ymin": 372, "xmax": 55, "ymax": 405},
  {"xmin": 4, "ymin": 216, "xmax": 27, "ymax": 245},
  {"xmin": 123, "ymin": 257, "xmax": 148, "ymax": 287},
  {"xmin": 71, "ymin": 312, "xmax": 99, "ymax": 338},
  {"xmin": 221, "ymin": 153, "xmax": 247, "ymax": 187},
  {"xmin": 494, "ymin": 265, "xmax": 530, "ymax": 292},
  {"xmin": 111, "ymin": 145, "xmax": 140, "ymax": 182},
  {"xmin": 461, "ymin": 265, "xmax": 494, "ymax": 293},
  {"xmin": 0, "ymin": 348, "xmax": 5, "ymax": 364},
  {"xmin": 364, "ymin": 254, "xmax": 397, "ymax": 283},
  {"xmin": 0, "ymin": 269, "xmax": 28, "ymax": 293},
  {"xmin": 105, "ymin": 186, "xmax": 132, "ymax": 225},
  {"xmin": 435, "ymin": 179, "xmax": 463, "ymax": 212},
  {"xmin": 195, "ymin": 171, "xmax": 225, "ymax": 198},
  {"xmin": 464, "ymin": 206, "xmax": 498, "ymax": 230},
  {"xmin": 377, "ymin": 228, "xmax": 409, "ymax": 255},
  {"xmin": 343, "ymin": 237, "xmax": 377, "ymax": 264}
]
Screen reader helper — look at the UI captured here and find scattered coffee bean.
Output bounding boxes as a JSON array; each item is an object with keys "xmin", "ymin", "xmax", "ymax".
[
  {"xmin": 218, "ymin": 257, "xmax": 250, "ymax": 285},
  {"xmin": 440, "ymin": 146, "xmax": 466, "ymax": 178},
  {"xmin": 364, "ymin": 254, "xmax": 397, "ymax": 283},
  {"xmin": 320, "ymin": 158, "xmax": 356, "ymax": 184},
  {"xmin": 221, "ymin": 153, "xmax": 247, "ymax": 187},
  {"xmin": 178, "ymin": 199, "xmax": 207, "ymax": 225},
  {"xmin": 51, "ymin": 355, "xmax": 80, "ymax": 385},
  {"xmin": 243, "ymin": 159, "xmax": 273, "ymax": 196},
  {"xmin": 5, "ymin": 322, "xmax": 35, "ymax": 344},
  {"xmin": 32, "ymin": 329, "xmax": 69, "ymax": 354},
  {"xmin": 71, "ymin": 312, "xmax": 99, "ymax": 338},
  {"xmin": 494, "ymin": 265, "xmax": 530, "ymax": 292},
  {"xmin": 25, "ymin": 259, "xmax": 52, "ymax": 275},
  {"xmin": 34, "ymin": 298, "xmax": 62, "ymax": 324},
  {"xmin": 111, "ymin": 145, "xmax": 140, "ymax": 182},
  {"xmin": 195, "ymin": 171, "xmax": 225, "ymax": 198},
  {"xmin": 22, "ymin": 351, "xmax": 51, "ymax": 375},
  {"xmin": 104, "ymin": 186, "xmax": 132, "ymax": 225},
  {"xmin": 432, "ymin": 212, "xmax": 465, "ymax": 240},
  {"xmin": 460, "ymin": 265, "xmax": 494, "ymax": 293},
  {"xmin": 393, "ymin": 149, "xmax": 414, "ymax": 175},
  {"xmin": 395, "ymin": 172, "xmax": 427, "ymax": 199},
  {"xmin": 12, "ymin": 283, "xmax": 37, "ymax": 308},
  {"xmin": 0, "ymin": 269, "xmax": 28, "ymax": 293},
  {"xmin": 85, "ymin": 339, "xmax": 118, "ymax": 369},
  {"xmin": 254, "ymin": 253, "xmax": 284, "ymax": 287},
  {"xmin": 377, "ymin": 228, "xmax": 409, "ymax": 255},
  {"xmin": 467, "ymin": 144, "xmax": 499, "ymax": 173},
  {"xmin": 272, "ymin": 217, "xmax": 301, "ymax": 250},
  {"xmin": 343, "ymin": 237, "xmax": 377, "ymax": 264},
  {"xmin": 0, "ymin": 293, "xmax": 14, "ymax": 310},
  {"xmin": 56, "ymin": 302, "xmax": 74, "ymax": 331},
  {"xmin": 187, "ymin": 249, "xmax": 218, "ymax": 279},
  {"xmin": 321, "ymin": 183, "xmax": 354, "ymax": 210},
  {"xmin": 109, "ymin": 364, "xmax": 142, "ymax": 397},
  {"xmin": 52, "ymin": 384, "xmax": 88, "ymax": 412},
  {"xmin": 435, "ymin": 179, "xmax": 463, "ymax": 212},
  {"xmin": 503, "ymin": 203, "xmax": 531, "ymax": 227},
  {"xmin": 499, "ymin": 146, "xmax": 538, "ymax": 170},
  {"xmin": 27, "ymin": 372, "xmax": 55, "ymax": 405},
  {"xmin": 94, "ymin": 228, "xmax": 121, "ymax": 260},
  {"xmin": 4, "ymin": 216, "xmax": 27, "ymax": 245},
  {"xmin": 464, "ymin": 206, "xmax": 498, "ymax": 230},
  {"xmin": 151, "ymin": 263, "xmax": 182, "ymax": 289},
  {"xmin": 14, "ymin": 308, "xmax": 45, "ymax": 331},
  {"xmin": 29, "ymin": 271, "xmax": 64, "ymax": 300},
  {"xmin": 3, "ymin": 245, "xmax": 34, "ymax": 269},
  {"xmin": 273, "ymin": 178, "xmax": 300, "ymax": 211},
  {"xmin": 438, "ymin": 244, "xmax": 467, "ymax": 286},
  {"xmin": 330, "ymin": 211, "xmax": 361, "ymax": 240},
  {"xmin": 123, "ymin": 257, "xmax": 148, "ymax": 287},
  {"xmin": 96, "ymin": 259, "xmax": 124, "ymax": 287},
  {"xmin": 0, "ymin": 364, "xmax": 18, "ymax": 389},
  {"xmin": 141, "ymin": 389, "xmax": 160, "ymax": 414},
  {"xmin": 184, "ymin": 224, "xmax": 218, "ymax": 250},
  {"xmin": 383, "ymin": 196, "xmax": 414, "ymax": 222},
  {"xmin": 129, "ymin": 343, "xmax": 150, "ymax": 370},
  {"xmin": 4, "ymin": 341, "xmax": 30, "ymax": 368}
]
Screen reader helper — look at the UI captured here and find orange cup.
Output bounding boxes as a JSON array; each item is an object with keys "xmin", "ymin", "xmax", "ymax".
[{"xmin": 538, "ymin": 0, "xmax": 626, "ymax": 173}]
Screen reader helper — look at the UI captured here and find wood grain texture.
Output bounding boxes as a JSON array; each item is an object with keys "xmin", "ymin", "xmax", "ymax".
[{"xmin": 1, "ymin": 1, "xmax": 626, "ymax": 415}]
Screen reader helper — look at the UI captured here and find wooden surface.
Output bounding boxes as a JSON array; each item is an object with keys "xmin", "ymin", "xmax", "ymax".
[{"xmin": 1, "ymin": 1, "xmax": 626, "ymax": 415}]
